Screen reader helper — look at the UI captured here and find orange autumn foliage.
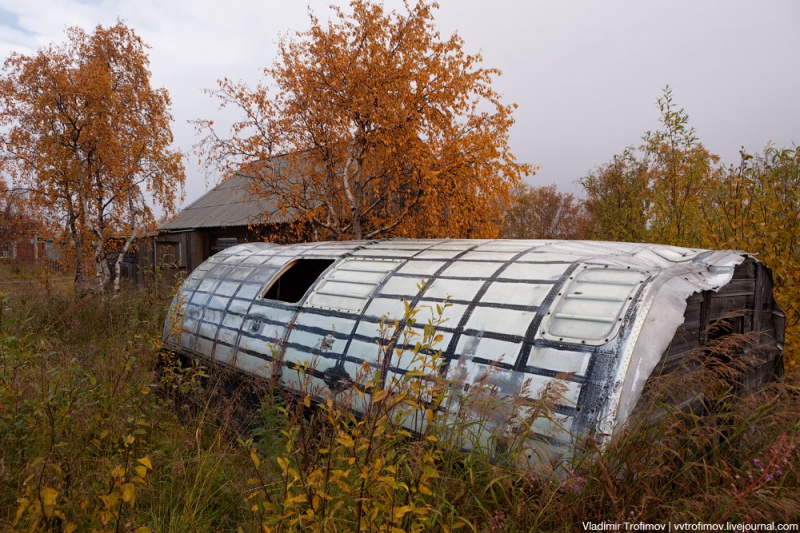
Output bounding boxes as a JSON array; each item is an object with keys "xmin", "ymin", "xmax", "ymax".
[
  {"xmin": 0, "ymin": 21, "xmax": 184, "ymax": 295},
  {"xmin": 501, "ymin": 183, "xmax": 591, "ymax": 240},
  {"xmin": 194, "ymin": 0, "xmax": 530, "ymax": 241},
  {"xmin": 0, "ymin": 179, "xmax": 39, "ymax": 245}
]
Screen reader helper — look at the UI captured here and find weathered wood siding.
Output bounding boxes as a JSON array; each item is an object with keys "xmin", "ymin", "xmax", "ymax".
[{"xmin": 649, "ymin": 256, "xmax": 783, "ymax": 392}]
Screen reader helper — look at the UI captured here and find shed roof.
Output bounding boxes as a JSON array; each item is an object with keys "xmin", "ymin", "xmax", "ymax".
[{"xmin": 158, "ymin": 173, "xmax": 288, "ymax": 231}]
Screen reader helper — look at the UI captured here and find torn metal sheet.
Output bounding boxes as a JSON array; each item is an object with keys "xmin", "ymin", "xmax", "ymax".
[{"xmin": 163, "ymin": 239, "xmax": 784, "ymax": 456}]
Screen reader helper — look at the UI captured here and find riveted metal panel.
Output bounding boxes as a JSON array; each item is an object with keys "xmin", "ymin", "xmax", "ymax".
[{"xmin": 305, "ymin": 258, "xmax": 402, "ymax": 313}]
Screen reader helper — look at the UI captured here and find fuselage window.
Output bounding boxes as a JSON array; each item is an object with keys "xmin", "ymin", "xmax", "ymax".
[
  {"xmin": 304, "ymin": 258, "xmax": 403, "ymax": 313},
  {"xmin": 262, "ymin": 258, "xmax": 336, "ymax": 303}
]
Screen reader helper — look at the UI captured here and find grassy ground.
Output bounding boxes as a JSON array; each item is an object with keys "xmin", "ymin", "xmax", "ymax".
[{"xmin": 1, "ymin": 263, "xmax": 798, "ymax": 532}]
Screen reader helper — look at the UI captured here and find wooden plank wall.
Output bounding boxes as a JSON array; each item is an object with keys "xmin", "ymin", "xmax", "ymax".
[{"xmin": 650, "ymin": 256, "xmax": 784, "ymax": 387}]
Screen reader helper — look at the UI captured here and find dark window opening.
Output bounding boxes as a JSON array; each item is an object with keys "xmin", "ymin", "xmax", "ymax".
[
  {"xmin": 708, "ymin": 315, "xmax": 744, "ymax": 343},
  {"xmin": 262, "ymin": 258, "xmax": 335, "ymax": 303},
  {"xmin": 212, "ymin": 237, "xmax": 239, "ymax": 253}
]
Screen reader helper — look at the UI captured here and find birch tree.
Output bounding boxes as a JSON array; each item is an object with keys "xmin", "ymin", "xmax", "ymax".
[
  {"xmin": 195, "ymin": 0, "xmax": 530, "ymax": 241},
  {"xmin": 0, "ymin": 21, "xmax": 184, "ymax": 295}
]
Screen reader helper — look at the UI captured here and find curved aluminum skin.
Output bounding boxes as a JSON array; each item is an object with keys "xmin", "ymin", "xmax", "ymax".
[{"xmin": 163, "ymin": 239, "xmax": 779, "ymax": 453}]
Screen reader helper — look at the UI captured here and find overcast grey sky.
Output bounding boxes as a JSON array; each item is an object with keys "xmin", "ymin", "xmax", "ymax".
[{"xmin": 1, "ymin": 0, "xmax": 797, "ymax": 207}]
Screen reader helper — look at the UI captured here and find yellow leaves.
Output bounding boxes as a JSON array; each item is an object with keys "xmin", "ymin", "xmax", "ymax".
[
  {"xmin": 335, "ymin": 433, "xmax": 355, "ymax": 449},
  {"xmin": 14, "ymin": 497, "xmax": 30, "ymax": 525},
  {"xmin": 274, "ymin": 456, "xmax": 289, "ymax": 476},
  {"xmin": 99, "ymin": 491, "xmax": 120, "ymax": 510},
  {"xmin": 250, "ymin": 447, "xmax": 262, "ymax": 469},
  {"xmin": 110, "ymin": 464, "xmax": 126, "ymax": 480},
  {"xmin": 0, "ymin": 20, "xmax": 185, "ymax": 295},
  {"xmin": 224, "ymin": 288, "xmax": 457, "ymax": 531},
  {"xmin": 133, "ymin": 465, "xmax": 148, "ymax": 480},
  {"xmin": 130, "ymin": 456, "xmax": 152, "ymax": 484},
  {"xmin": 121, "ymin": 482, "xmax": 136, "ymax": 504},
  {"xmin": 394, "ymin": 505, "xmax": 414, "ymax": 521},
  {"xmin": 285, "ymin": 493, "xmax": 308, "ymax": 505},
  {"xmin": 443, "ymin": 519, "xmax": 469, "ymax": 532},
  {"xmin": 703, "ymin": 145, "xmax": 800, "ymax": 364},
  {"xmin": 372, "ymin": 388, "xmax": 389, "ymax": 403},
  {"xmin": 197, "ymin": 0, "xmax": 525, "ymax": 242},
  {"xmin": 40, "ymin": 486, "xmax": 58, "ymax": 511}
]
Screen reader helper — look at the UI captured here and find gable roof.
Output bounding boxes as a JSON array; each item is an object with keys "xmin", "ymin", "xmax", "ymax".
[{"xmin": 158, "ymin": 173, "xmax": 288, "ymax": 231}]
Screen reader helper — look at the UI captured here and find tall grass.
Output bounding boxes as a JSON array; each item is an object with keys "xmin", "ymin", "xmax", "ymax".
[{"xmin": 1, "ymin": 267, "xmax": 798, "ymax": 531}]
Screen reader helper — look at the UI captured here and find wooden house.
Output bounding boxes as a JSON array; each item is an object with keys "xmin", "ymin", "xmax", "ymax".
[{"xmin": 132, "ymin": 174, "xmax": 294, "ymax": 287}]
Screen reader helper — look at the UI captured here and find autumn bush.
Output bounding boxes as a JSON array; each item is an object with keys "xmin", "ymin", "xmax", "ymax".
[
  {"xmin": 579, "ymin": 88, "xmax": 799, "ymax": 367},
  {"xmin": 232, "ymin": 308, "xmax": 800, "ymax": 531},
  {"xmin": 0, "ymin": 275, "xmax": 256, "ymax": 532},
  {"xmin": 701, "ymin": 145, "xmax": 800, "ymax": 369},
  {"xmin": 2, "ymin": 266, "xmax": 798, "ymax": 531}
]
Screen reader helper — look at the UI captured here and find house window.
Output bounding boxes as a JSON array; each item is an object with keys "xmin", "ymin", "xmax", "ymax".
[
  {"xmin": 0, "ymin": 242, "xmax": 16, "ymax": 259},
  {"xmin": 212, "ymin": 237, "xmax": 239, "ymax": 252},
  {"xmin": 262, "ymin": 258, "xmax": 336, "ymax": 303}
]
